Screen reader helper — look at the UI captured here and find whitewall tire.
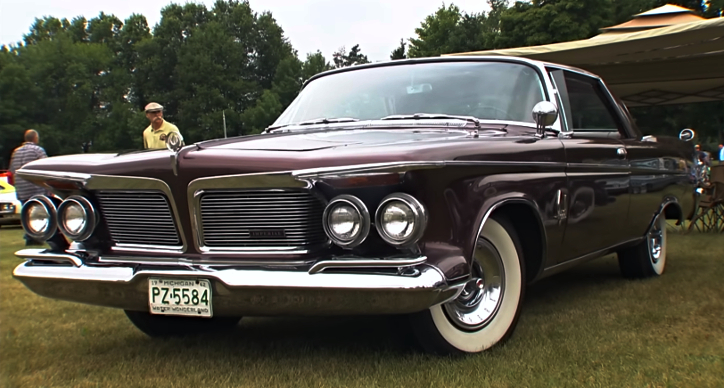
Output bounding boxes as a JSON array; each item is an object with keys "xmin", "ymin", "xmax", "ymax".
[
  {"xmin": 410, "ymin": 215, "xmax": 525, "ymax": 355},
  {"xmin": 618, "ymin": 212, "xmax": 667, "ymax": 278}
]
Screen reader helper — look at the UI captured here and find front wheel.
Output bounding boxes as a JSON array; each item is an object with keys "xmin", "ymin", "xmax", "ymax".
[
  {"xmin": 617, "ymin": 212, "xmax": 667, "ymax": 279},
  {"xmin": 409, "ymin": 215, "xmax": 525, "ymax": 355},
  {"xmin": 124, "ymin": 310, "xmax": 242, "ymax": 338}
]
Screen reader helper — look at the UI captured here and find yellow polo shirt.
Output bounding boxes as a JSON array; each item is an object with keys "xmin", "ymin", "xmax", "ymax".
[{"xmin": 143, "ymin": 121, "xmax": 181, "ymax": 149}]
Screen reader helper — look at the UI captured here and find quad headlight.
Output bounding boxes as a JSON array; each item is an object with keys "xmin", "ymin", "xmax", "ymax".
[
  {"xmin": 375, "ymin": 193, "xmax": 427, "ymax": 247},
  {"xmin": 57, "ymin": 196, "xmax": 97, "ymax": 241},
  {"xmin": 322, "ymin": 195, "xmax": 370, "ymax": 248},
  {"xmin": 20, "ymin": 195, "xmax": 59, "ymax": 241}
]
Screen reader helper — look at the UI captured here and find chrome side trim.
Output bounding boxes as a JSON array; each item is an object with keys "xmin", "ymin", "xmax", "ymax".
[
  {"xmin": 472, "ymin": 197, "xmax": 548, "ymax": 276},
  {"xmin": 16, "ymin": 249, "xmax": 84, "ymax": 267},
  {"xmin": 15, "ymin": 169, "xmax": 91, "ymax": 184},
  {"xmin": 308, "ymin": 256, "xmax": 427, "ymax": 274},
  {"xmin": 540, "ymin": 237, "xmax": 644, "ymax": 278},
  {"xmin": 653, "ymin": 195, "xmax": 682, "ymax": 226},
  {"xmin": 18, "ymin": 249, "xmax": 427, "ymax": 274}
]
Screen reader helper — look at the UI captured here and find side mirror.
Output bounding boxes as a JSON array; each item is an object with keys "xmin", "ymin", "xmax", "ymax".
[
  {"xmin": 531, "ymin": 101, "xmax": 558, "ymax": 136},
  {"xmin": 679, "ymin": 128, "xmax": 695, "ymax": 141}
]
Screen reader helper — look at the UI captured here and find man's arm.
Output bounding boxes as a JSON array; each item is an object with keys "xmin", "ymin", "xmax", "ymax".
[{"xmin": 9, "ymin": 149, "xmax": 19, "ymax": 175}]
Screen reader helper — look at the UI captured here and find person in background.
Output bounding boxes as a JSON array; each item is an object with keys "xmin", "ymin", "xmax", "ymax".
[
  {"xmin": 9, "ymin": 130, "xmax": 63, "ymax": 247},
  {"xmin": 694, "ymin": 144, "xmax": 710, "ymax": 167},
  {"xmin": 142, "ymin": 102, "xmax": 181, "ymax": 149}
]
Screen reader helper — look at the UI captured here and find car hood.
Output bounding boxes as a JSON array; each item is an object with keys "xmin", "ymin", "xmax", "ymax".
[
  {"xmin": 16, "ymin": 124, "xmax": 543, "ymax": 185},
  {"xmin": 197, "ymin": 127, "xmax": 499, "ymax": 151}
]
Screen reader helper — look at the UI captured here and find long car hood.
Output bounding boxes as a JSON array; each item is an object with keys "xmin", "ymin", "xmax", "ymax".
[{"xmin": 17, "ymin": 125, "xmax": 541, "ymax": 183}]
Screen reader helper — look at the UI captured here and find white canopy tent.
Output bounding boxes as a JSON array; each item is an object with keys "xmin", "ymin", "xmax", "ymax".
[{"xmin": 446, "ymin": 12, "xmax": 724, "ymax": 107}]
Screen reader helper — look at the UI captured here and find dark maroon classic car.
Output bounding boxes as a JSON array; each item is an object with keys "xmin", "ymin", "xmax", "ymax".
[{"xmin": 13, "ymin": 57, "xmax": 697, "ymax": 355}]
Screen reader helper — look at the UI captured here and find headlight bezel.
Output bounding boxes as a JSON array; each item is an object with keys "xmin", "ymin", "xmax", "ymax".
[
  {"xmin": 57, "ymin": 195, "xmax": 97, "ymax": 241},
  {"xmin": 20, "ymin": 195, "xmax": 59, "ymax": 242},
  {"xmin": 322, "ymin": 194, "xmax": 371, "ymax": 248},
  {"xmin": 375, "ymin": 193, "xmax": 428, "ymax": 247}
]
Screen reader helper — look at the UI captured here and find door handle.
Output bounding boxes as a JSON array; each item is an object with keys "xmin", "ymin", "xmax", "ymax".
[{"xmin": 616, "ymin": 148, "xmax": 627, "ymax": 158}]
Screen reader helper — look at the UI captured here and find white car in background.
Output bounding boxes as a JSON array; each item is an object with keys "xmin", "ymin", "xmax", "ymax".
[{"xmin": 0, "ymin": 180, "xmax": 21, "ymax": 226}]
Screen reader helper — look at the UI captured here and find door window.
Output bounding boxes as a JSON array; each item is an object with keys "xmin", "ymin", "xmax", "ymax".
[{"xmin": 552, "ymin": 70, "xmax": 624, "ymax": 134}]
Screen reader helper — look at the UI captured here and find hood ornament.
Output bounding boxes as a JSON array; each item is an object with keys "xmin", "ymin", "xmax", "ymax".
[{"xmin": 166, "ymin": 132, "xmax": 185, "ymax": 176}]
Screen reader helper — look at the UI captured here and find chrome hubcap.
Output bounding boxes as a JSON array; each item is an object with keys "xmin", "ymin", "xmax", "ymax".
[
  {"xmin": 444, "ymin": 238, "xmax": 505, "ymax": 331},
  {"xmin": 648, "ymin": 216, "xmax": 663, "ymax": 263}
]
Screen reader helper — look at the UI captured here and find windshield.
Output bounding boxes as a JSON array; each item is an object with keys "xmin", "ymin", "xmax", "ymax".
[{"xmin": 272, "ymin": 61, "xmax": 547, "ymax": 127}]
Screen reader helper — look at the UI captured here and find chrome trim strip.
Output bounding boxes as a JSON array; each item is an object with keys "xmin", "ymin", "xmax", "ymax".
[
  {"xmin": 16, "ymin": 248, "xmax": 84, "ymax": 267},
  {"xmin": 473, "ymin": 197, "xmax": 548, "ymax": 277},
  {"xmin": 541, "ymin": 237, "xmax": 644, "ymax": 278},
  {"xmin": 308, "ymin": 256, "xmax": 427, "ymax": 274},
  {"xmin": 16, "ymin": 169, "xmax": 91, "ymax": 183}
]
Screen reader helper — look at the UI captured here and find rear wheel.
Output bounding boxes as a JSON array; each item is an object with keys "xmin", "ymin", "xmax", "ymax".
[
  {"xmin": 618, "ymin": 212, "xmax": 667, "ymax": 279},
  {"xmin": 409, "ymin": 215, "xmax": 525, "ymax": 355},
  {"xmin": 124, "ymin": 310, "xmax": 242, "ymax": 338}
]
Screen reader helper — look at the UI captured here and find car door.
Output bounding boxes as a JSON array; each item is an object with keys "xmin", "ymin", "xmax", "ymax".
[{"xmin": 548, "ymin": 69, "xmax": 631, "ymax": 263}]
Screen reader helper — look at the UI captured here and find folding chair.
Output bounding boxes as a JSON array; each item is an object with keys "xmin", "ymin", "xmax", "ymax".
[{"xmin": 688, "ymin": 165, "xmax": 724, "ymax": 233}]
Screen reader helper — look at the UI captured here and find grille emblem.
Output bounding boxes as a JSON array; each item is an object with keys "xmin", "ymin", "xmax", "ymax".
[{"xmin": 249, "ymin": 229, "xmax": 286, "ymax": 239}]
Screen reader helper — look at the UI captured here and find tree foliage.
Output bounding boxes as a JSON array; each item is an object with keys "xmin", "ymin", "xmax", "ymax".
[
  {"xmin": 332, "ymin": 44, "xmax": 370, "ymax": 68},
  {"xmin": 390, "ymin": 39, "xmax": 407, "ymax": 60},
  {"xmin": 0, "ymin": 0, "xmax": 338, "ymax": 166}
]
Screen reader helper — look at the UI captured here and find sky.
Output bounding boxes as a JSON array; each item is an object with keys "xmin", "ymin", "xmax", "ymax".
[{"xmin": 0, "ymin": 0, "xmax": 491, "ymax": 62}]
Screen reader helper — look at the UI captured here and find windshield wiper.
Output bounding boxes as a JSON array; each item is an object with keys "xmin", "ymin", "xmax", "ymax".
[
  {"xmin": 266, "ymin": 117, "xmax": 360, "ymax": 131},
  {"xmin": 380, "ymin": 113, "xmax": 480, "ymax": 128}
]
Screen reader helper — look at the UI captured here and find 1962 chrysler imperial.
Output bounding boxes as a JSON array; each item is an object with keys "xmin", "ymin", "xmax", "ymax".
[{"xmin": 13, "ymin": 56, "xmax": 697, "ymax": 355}]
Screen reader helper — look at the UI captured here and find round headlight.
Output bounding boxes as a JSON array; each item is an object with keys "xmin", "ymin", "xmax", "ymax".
[
  {"xmin": 20, "ymin": 195, "xmax": 59, "ymax": 242},
  {"xmin": 323, "ymin": 195, "xmax": 370, "ymax": 248},
  {"xmin": 28, "ymin": 203, "xmax": 50, "ymax": 233},
  {"xmin": 375, "ymin": 193, "xmax": 427, "ymax": 247},
  {"xmin": 57, "ymin": 196, "xmax": 97, "ymax": 241}
]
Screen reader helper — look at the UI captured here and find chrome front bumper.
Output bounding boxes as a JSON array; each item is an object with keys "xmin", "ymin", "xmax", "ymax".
[{"xmin": 13, "ymin": 249, "xmax": 465, "ymax": 316}]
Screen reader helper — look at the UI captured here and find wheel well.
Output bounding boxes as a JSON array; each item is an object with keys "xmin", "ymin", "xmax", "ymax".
[
  {"xmin": 491, "ymin": 203, "xmax": 545, "ymax": 284},
  {"xmin": 663, "ymin": 202, "xmax": 682, "ymax": 222}
]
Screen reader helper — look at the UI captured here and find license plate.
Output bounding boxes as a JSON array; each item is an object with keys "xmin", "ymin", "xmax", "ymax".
[{"xmin": 148, "ymin": 278, "xmax": 213, "ymax": 317}]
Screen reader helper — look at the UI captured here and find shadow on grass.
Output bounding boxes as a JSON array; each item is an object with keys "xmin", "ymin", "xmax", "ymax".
[{"xmin": 100, "ymin": 257, "xmax": 631, "ymax": 360}]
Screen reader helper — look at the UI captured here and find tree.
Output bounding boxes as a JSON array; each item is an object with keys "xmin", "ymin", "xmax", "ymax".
[
  {"xmin": 332, "ymin": 44, "xmax": 370, "ymax": 68},
  {"xmin": 240, "ymin": 89, "xmax": 283, "ymax": 134},
  {"xmin": 407, "ymin": 1, "xmax": 509, "ymax": 57},
  {"xmin": 301, "ymin": 50, "xmax": 333, "ymax": 83},
  {"xmin": 496, "ymin": 0, "xmax": 615, "ymax": 49},
  {"xmin": 390, "ymin": 39, "xmax": 407, "ymax": 60}
]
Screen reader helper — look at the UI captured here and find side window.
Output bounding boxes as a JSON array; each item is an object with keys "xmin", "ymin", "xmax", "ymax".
[{"xmin": 555, "ymin": 71, "xmax": 623, "ymax": 133}]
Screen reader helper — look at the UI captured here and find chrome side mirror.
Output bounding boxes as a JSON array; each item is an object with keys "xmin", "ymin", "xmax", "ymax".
[
  {"xmin": 532, "ymin": 101, "xmax": 558, "ymax": 137},
  {"xmin": 679, "ymin": 128, "xmax": 695, "ymax": 141}
]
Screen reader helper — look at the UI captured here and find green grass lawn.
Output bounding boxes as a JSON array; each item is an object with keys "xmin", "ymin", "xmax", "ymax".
[{"xmin": 1, "ymin": 226, "xmax": 722, "ymax": 388}]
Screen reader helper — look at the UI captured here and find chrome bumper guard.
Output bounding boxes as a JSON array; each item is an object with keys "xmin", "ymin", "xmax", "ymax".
[{"xmin": 13, "ymin": 249, "xmax": 465, "ymax": 316}]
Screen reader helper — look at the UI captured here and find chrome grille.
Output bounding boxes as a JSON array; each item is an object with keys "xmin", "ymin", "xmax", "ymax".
[
  {"xmin": 199, "ymin": 190, "xmax": 327, "ymax": 248},
  {"xmin": 95, "ymin": 191, "xmax": 181, "ymax": 247}
]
